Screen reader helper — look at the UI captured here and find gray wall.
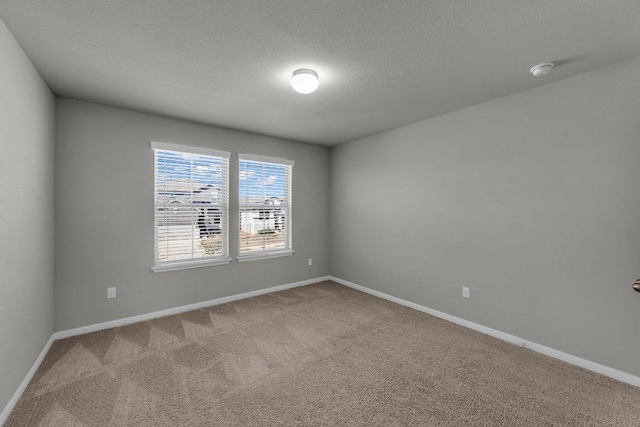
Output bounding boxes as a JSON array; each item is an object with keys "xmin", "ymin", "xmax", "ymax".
[
  {"xmin": 55, "ymin": 98, "xmax": 330, "ymax": 331},
  {"xmin": 330, "ymin": 57, "xmax": 640, "ymax": 376},
  {"xmin": 0, "ymin": 18, "xmax": 55, "ymax": 412}
]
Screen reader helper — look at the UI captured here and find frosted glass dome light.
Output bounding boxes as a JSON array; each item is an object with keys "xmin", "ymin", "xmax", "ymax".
[{"xmin": 291, "ymin": 69, "xmax": 319, "ymax": 94}]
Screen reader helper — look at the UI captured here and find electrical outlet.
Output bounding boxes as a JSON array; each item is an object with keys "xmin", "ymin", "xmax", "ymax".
[
  {"xmin": 107, "ymin": 287, "xmax": 116, "ymax": 299},
  {"xmin": 308, "ymin": 258, "xmax": 313, "ymax": 266},
  {"xmin": 462, "ymin": 287, "xmax": 470, "ymax": 299}
]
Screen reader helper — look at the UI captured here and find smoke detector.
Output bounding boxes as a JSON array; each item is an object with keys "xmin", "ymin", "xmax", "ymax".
[{"xmin": 530, "ymin": 63, "xmax": 554, "ymax": 77}]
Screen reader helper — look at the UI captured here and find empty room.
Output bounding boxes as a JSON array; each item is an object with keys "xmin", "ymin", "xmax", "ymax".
[{"xmin": 1, "ymin": 1, "xmax": 640, "ymax": 426}]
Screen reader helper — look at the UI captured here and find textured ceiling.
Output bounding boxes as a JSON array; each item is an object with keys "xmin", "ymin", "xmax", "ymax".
[{"xmin": 1, "ymin": 1, "xmax": 640, "ymax": 146}]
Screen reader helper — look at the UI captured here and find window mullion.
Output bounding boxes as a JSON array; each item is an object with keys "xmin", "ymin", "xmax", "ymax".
[{"xmin": 190, "ymin": 155, "xmax": 195, "ymax": 259}]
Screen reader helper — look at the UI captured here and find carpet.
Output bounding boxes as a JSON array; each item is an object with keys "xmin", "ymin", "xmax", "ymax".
[{"xmin": 6, "ymin": 281, "xmax": 640, "ymax": 426}]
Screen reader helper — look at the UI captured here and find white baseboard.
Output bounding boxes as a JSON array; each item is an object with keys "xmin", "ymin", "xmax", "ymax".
[
  {"xmin": 329, "ymin": 275, "xmax": 640, "ymax": 389},
  {"xmin": 1, "ymin": 275, "xmax": 330, "ymax": 425},
  {"xmin": 53, "ymin": 276, "xmax": 331, "ymax": 340},
  {"xmin": 4, "ymin": 273, "xmax": 635, "ymax": 425},
  {"xmin": 0, "ymin": 335, "xmax": 55, "ymax": 426}
]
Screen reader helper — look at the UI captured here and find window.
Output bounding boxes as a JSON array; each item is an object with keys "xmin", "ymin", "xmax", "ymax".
[
  {"xmin": 151, "ymin": 142, "xmax": 230, "ymax": 272},
  {"xmin": 238, "ymin": 154, "xmax": 294, "ymax": 261}
]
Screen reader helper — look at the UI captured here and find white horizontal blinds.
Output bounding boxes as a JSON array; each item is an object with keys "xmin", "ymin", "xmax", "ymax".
[
  {"xmin": 239, "ymin": 155, "xmax": 293, "ymax": 255},
  {"xmin": 153, "ymin": 144, "xmax": 229, "ymax": 265}
]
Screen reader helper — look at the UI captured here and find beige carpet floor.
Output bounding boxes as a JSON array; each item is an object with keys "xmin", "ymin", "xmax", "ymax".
[{"xmin": 6, "ymin": 281, "xmax": 640, "ymax": 426}]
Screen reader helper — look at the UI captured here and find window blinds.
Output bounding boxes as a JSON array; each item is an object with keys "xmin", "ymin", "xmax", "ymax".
[
  {"xmin": 152, "ymin": 142, "xmax": 230, "ymax": 269},
  {"xmin": 238, "ymin": 154, "xmax": 293, "ymax": 257}
]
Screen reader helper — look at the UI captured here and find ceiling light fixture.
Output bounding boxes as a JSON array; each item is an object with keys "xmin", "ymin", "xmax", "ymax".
[
  {"xmin": 530, "ymin": 62, "xmax": 554, "ymax": 77},
  {"xmin": 291, "ymin": 69, "xmax": 319, "ymax": 94}
]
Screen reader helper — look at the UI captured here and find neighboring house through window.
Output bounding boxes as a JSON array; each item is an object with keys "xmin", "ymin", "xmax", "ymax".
[
  {"xmin": 151, "ymin": 141, "xmax": 231, "ymax": 272},
  {"xmin": 238, "ymin": 154, "xmax": 294, "ymax": 261}
]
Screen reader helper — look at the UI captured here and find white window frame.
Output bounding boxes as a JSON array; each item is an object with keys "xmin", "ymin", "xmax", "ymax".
[
  {"xmin": 151, "ymin": 141, "xmax": 231, "ymax": 272},
  {"xmin": 237, "ymin": 154, "xmax": 294, "ymax": 262}
]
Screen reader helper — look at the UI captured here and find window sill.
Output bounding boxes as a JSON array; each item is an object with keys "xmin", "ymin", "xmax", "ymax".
[
  {"xmin": 236, "ymin": 250, "xmax": 294, "ymax": 263},
  {"xmin": 151, "ymin": 257, "xmax": 232, "ymax": 273}
]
